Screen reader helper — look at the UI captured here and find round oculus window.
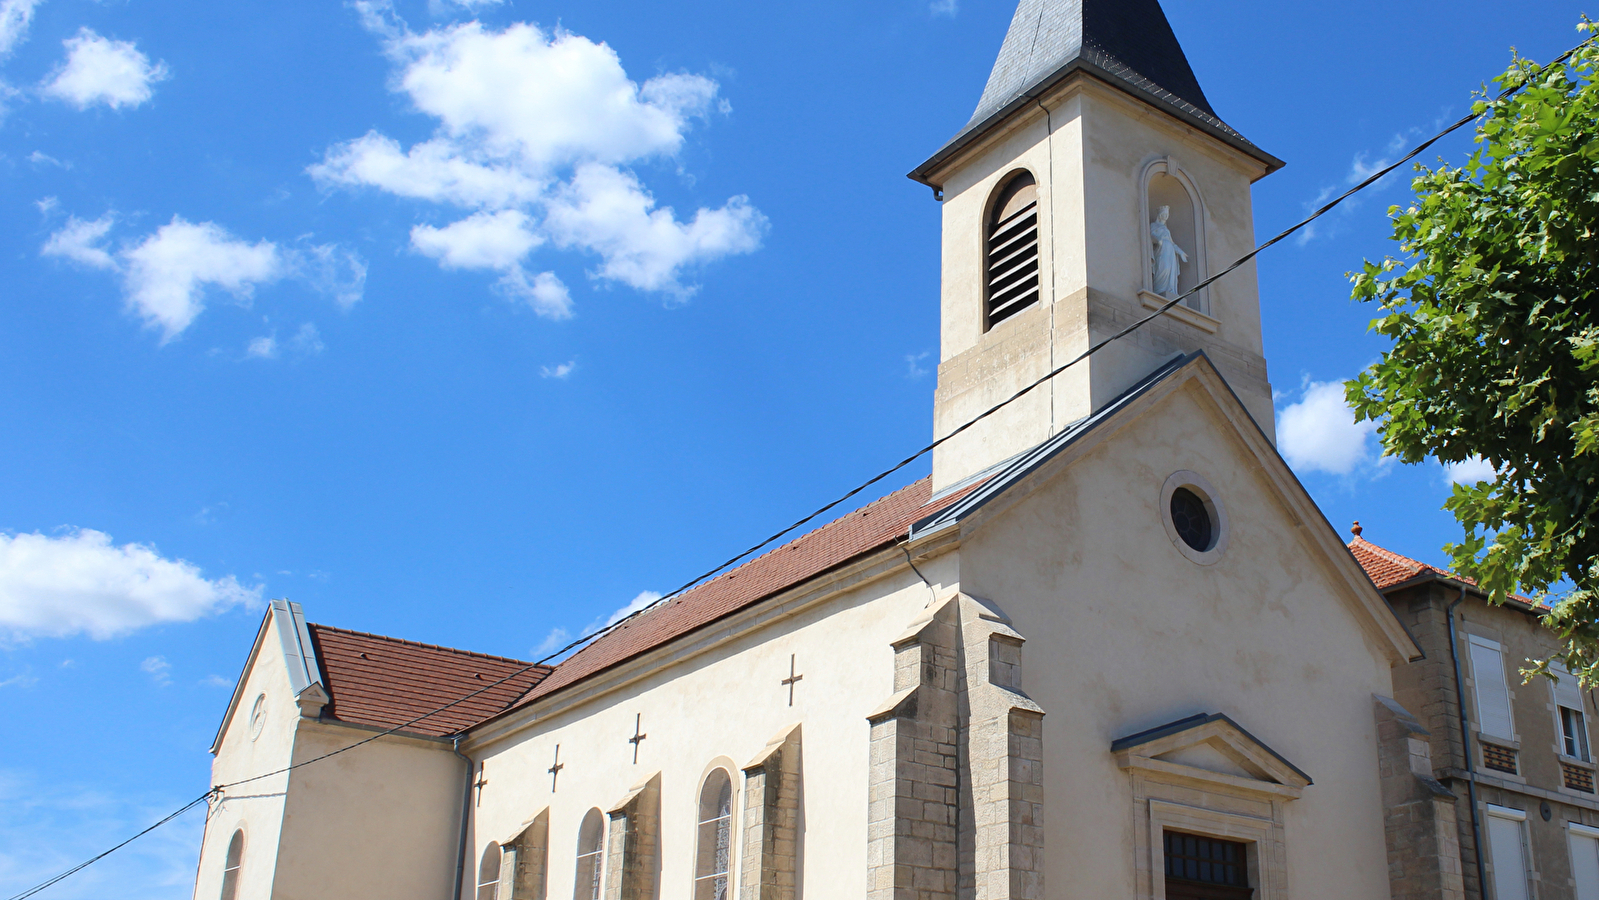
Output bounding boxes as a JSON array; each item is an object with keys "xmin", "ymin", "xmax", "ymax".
[
  {"xmin": 1169, "ymin": 487, "xmax": 1214, "ymax": 552},
  {"xmin": 249, "ymin": 694, "xmax": 266, "ymax": 741}
]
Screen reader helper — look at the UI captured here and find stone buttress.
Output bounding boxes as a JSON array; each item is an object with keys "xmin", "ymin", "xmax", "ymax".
[{"xmin": 867, "ymin": 592, "xmax": 1045, "ymax": 900}]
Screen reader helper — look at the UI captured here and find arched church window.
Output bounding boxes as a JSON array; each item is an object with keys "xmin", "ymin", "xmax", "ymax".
[
  {"xmin": 219, "ymin": 830, "xmax": 244, "ymax": 900},
  {"xmin": 984, "ymin": 171, "xmax": 1041, "ymax": 329},
  {"xmin": 478, "ymin": 842, "xmax": 502, "ymax": 900},
  {"xmin": 693, "ymin": 768, "xmax": 734, "ymax": 899},
  {"xmin": 573, "ymin": 808, "xmax": 605, "ymax": 900},
  {"xmin": 1143, "ymin": 161, "xmax": 1206, "ymax": 313}
]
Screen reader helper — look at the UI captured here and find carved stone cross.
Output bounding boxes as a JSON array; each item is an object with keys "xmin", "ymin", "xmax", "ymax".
[
  {"xmin": 628, "ymin": 714, "xmax": 648, "ymax": 764},
  {"xmin": 548, "ymin": 744, "xmax": 564, "ymax": 793},
  {"xmin": 474, "ymin": 762, "xmax": 490, "ymax": 807},
  {"xmin": 782, "ymin": 653, "xmax": 804, "ymax": 707}
]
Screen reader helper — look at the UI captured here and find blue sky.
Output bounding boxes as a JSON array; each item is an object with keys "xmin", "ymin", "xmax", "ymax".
[{"xmin": 0, "ymin": 0, "xmax": 1586, "ymax": 894}]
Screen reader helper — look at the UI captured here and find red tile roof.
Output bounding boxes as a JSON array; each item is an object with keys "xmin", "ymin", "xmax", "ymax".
[
  {"xmin": 308, "ymin": 624, "xmax": 552, "ymax": 737},
  {"xmin": 1348, "ymin": 535, "xmax": 1543, "ymax": 610},
  {"xmin": 506, "ymin": 476, "xmax": 976, "ymax": 713}
]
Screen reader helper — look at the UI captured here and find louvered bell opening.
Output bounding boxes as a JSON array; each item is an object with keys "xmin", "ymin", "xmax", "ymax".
[{"xmin": 986, "ymin": 174, "xmax": 1040, "ymax": 328}]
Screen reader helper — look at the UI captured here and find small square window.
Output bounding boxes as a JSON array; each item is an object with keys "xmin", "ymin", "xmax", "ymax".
[{"xmin": 1163, "ymin": 831, "xmax": 1252, "ymax": 900}]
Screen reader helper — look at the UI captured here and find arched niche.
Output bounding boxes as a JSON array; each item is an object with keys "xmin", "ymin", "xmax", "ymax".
[{"xmin": 1140, "ymin": 158, "xmax": 1208, "ymax": 315}]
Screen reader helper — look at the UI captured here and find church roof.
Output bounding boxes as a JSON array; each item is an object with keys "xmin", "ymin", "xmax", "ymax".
[
  {"xmin": 503, "ymin": 476, "xmax": 981, "ymax": 714},
  {"xmin": 1347, "ymin": 535, "xmax": 1545, "ymax": 612},
  {"xmin": 306, "ymin": 624, "xmax": 553, "ymax": 737},
  {"xmin": 909, "ymin": 0, "xmax": 1282, "ymax": 187}
]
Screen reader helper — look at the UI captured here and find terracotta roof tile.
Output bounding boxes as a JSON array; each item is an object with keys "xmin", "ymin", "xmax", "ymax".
[
  {"xmin": 308, "ymin": 625, "xmax": 552, "ymax": 737},
  {"xmin": 1348, "ymin": 535, "xmax": 1544, "ymax": 610},
  {"xmin": 508, "ymin": 476, "xmax": 977, "ymax": 713}
]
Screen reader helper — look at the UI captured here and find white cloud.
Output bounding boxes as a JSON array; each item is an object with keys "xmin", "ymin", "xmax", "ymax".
[
  {"xmin": 0, "ymin": 0, "xmax": 41, "ymax": 58},
  {"xmin": 533, "ymin": 626, "xmax": 568, "ymax": 657},
  {"xmin": 411, "ymin": 209, "xmax": 541, "ymax": 270},
  {"xmin": 905, "ymin": 350, "xmax": 930, "ymax": 378},
  {"xmin": 1445, "ymin": 455, "xmax": 1498, "ymax": 486},
  {"xmin": 139, "ymin": 655, "xmax": 171, "ymax": 686},
  {"xmin": 930, "ymin": 0, "xmax": 958, "ymax": 15},
  {"xmin": 40, "ymin": 28, "xmax": 169, "ymax": 110},
  {"xmin": 604, "ymin": 589, "xmax": 662, "ymax": 629},
  {"xmin": 429, "ymin": 0, "xmax": 503, "ymax": 15},
  {"xmin": 41, "ymin": 214, "xmax": 116, "ymax": 270},
  {"xmin": 1276, "ymin": 379, "xmax": 1379, "ymax": 476},
  {"xmin": 121, "ymin": 218, "xmax": 283, "ymax": 340},
  {"xmin": 201, "ymin": 674, "xmax": 232, "ymax": 688},
  {"xmin": 0, "ymin": 528, "xmax": 260, "ymax": 641},
  {"xmin": 290, "ymin": 322, "xmax": 325, "ymax": 355},
  {"xmin": 540, "ymin": 360, "xmax": 575, "ymax": 379},
  {"xmin": 300, "ymin": 243, "xmax": 367, "ymax": 309},
  {"xmin": 27, "ymin": 150, "xmax": 69, "ymax": 168},
  {"xmin": 544, "ymin": 164, "xmax": 763, "ymax": 296},
  {"xmin": 41, "ymin": 215, "xmax": 363, "ymax": 341},
  {"xmin": 311, "ymin": 15, "xmax": 764, "ymax": 307},
  {"xmin": 244, "ymin": 334, "xmax": 277, "ymax": 359}
]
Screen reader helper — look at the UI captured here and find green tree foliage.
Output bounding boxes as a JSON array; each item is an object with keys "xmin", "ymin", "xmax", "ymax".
[{"xmin": 1348, "ymin": 27, "xmax": 1599, "ymax": 677}]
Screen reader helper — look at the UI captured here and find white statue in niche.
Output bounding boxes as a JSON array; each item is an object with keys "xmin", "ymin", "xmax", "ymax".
[{"xmin": 1150, "ymin": 205, "xmax": 1189, "ymax": 298}]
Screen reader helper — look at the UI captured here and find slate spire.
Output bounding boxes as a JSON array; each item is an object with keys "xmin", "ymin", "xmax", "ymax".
[
  {"xmin": 972, "ymin": 0, "xmax": 1215, "ymax": 127},
  {"xmin": 911, "ymin": 0, "xmax": 1279, "ymax": 186}
]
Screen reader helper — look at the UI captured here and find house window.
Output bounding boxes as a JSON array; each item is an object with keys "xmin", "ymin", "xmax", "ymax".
[
  {"xmin": 694, "ymin": 769, "xmax": 734, "ymax": 900},
  {"xmin": 219, "ymin": 830, "xmax": 244, "ymax": 900},
  {"xmin": 478, "ymin": 843, "xmax": 502, "ymax": 900},
  {"xmin": 1486, "ymin": 805, "xmax": 1531, "ymax": 900},
  {"xmin": 1163, "ymin": 831, "xmax": 1251, "ymax": 900},
  {"xmin": 1468, "ymin": 635, "xmax": 1516, "ymax": 740},
  {"xmin": 984, "ymin": 171, "xmax": 1040, "ymax": 329},
  {"xmin": 1553, "ymin": 662, "xmax": 1591, "ymax": 761},
  {"xmin": 573, "ymin": 808, "xmax": 604, "ymax": 900},
  {"xmin": 1569, "ymin": 822, "xmax": 1599, "ymax": 900}
]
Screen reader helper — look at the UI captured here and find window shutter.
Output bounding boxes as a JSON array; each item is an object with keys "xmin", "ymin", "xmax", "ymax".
[
  {"xmin": 1570, "ymin": 828, "xmax": 1599, "ymax": 900},
  {"xmin": 1554, "ymin": 662, "xmax": 1586, "ymax": 712},
  {"xmin": 1487, "ymin": 808, "xmax": 1530, "ymax": 900},
  {"xmin": 1469, "ymin": 636, "xmax": 1515, "ymax": 739}
]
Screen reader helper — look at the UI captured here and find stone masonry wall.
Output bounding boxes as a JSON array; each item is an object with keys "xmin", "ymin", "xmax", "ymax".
[
  {"xmin": 603, "ymin": 774, "xmax": 660, "ymax": 900},
  {"xmin": 741, "ymin": 726, "xmax": 802, "ymax": 900},
  {"xmin": 1375, "ymin": 694, "xmax": 1465, "ymax": 900}
]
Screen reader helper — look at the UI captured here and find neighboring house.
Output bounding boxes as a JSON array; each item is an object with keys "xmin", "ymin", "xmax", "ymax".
[
  {"xmin": 1354, "ymin": 531, "xmax": 1599, "ymax": 900},
  {"xmin": 192, "ymin": 1, "xmax": 1483, "ymax": 899}
]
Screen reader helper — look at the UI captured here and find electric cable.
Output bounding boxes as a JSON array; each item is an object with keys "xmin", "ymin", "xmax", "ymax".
[{"xmin": 10, "ymin": 31, "xmax": 1592, "ymax": 900}]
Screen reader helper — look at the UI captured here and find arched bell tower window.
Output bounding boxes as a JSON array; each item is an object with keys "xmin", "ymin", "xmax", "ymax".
[
  {"xmin": 573, "ymin": 808, "xmax": 605, "ymax": 900},
  {"xmin": 693, "ymin": 768, "xmax": 734, "ymax": 899},
  {"xmin": 219, "ymin": 830, "xmax": 244, "ymax": 900},
  {"xmin": 984, "ymin": 170, "xmax": 1041, "ymax": 329},
  {"xmin": 478, "ymin": 842, "xmax": 502, "ymax": 900}
]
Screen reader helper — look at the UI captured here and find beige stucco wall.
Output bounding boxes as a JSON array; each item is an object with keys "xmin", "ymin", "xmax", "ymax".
[
  {"xmin": 194, "ymin": 615, "xmax": 299, "ymax": 900},
  {"xmin": 462, "ymin": 368, "xmax": 1405, "ymax": 900},
  {"xmin": 195, "ymin": 611, "xmax": 469, "ymax": 900},
  {"xmin": 462, "ymin": 554, "xmax": 960, "ymax": 900},
  {"xmin": 931, "ymin": 77, "xmax": 1276, "ymax": 492},
  {"xmin": 955, "ymin": 376, "xmax": 1398, "ymax": 898}
]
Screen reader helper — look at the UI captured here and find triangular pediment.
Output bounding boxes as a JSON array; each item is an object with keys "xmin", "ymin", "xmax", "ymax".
[
  {"xmin": 909, "ymin": 351, "xmax": 1421, "ymax": 667},
  {"xmin": 1113, "ymin": 713, "xmax": 1310, "ymax": 799}
]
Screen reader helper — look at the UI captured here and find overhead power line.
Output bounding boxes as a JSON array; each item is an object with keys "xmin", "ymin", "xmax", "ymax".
[{"xmin": 10, "ymin": 32, "xmax": 1591, "ymax": 900}]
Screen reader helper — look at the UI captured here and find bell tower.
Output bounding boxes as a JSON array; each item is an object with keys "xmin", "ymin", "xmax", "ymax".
[{"xmin": 911, "ymin": 0, "xmax": 1282, "ymax": 492}]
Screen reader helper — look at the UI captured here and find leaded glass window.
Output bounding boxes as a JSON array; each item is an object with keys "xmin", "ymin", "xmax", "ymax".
[
  {"xmin": 573, "ymin": 809, "xmax": 604, "ymax": 900},
  {"xmin": 694, "ymin": 769, "xmax": 733, "ymax": 900}
]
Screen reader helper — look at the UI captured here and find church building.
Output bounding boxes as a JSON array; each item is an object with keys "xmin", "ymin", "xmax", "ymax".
[{"xmin": 192, "ymin": 2, "xmax": 1468, "ymax": 899}]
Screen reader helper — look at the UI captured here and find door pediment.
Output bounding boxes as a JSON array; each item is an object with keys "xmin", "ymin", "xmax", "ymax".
[{"xmin": 1113, "ymin": 713, "xmax": 1310, "ymax": 800}]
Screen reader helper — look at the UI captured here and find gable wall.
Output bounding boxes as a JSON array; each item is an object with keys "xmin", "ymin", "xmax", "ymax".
[
  {"xmin": 461, "ymin": 557, "xmax": 957, "ymax": 900},
  {"xmin": 956, "ymin": 379, "xmax": 1397, "ymax": 897},
  {"xmin": 268, "ymin": 724, "xmax": 464, "ymax": 900},
  {"xmin": 194, "ymin": 614, "xmax": 299, "ymax": 900}
]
